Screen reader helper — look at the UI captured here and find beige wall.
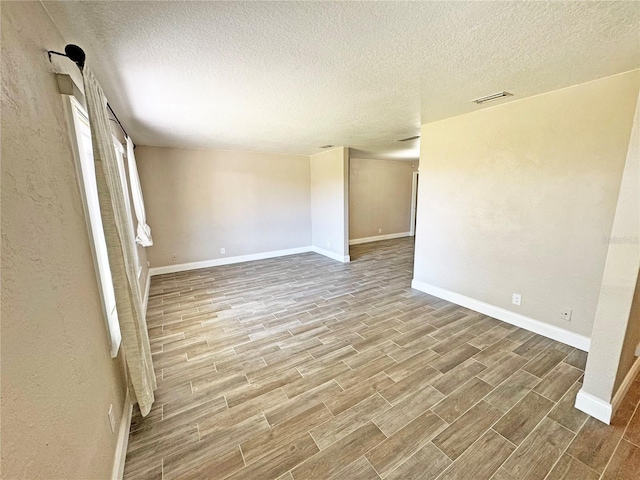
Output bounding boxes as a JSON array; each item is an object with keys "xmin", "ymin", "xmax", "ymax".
[
  {"xmin": 414, "ymin": 70, "xmax": 639, "ymax": 339},
  {"xmin": 1, "ymin": 2, "xmax": 127, "ymax": 479},
  {"xmin": 310, "ymin": 147, "xmax": 350, "ymax": 259},
  {"xmin": 349, "ymin": 158, "xmax": 417, "ymax": 240},
  {"xmin": 136, "ymin": 146, "xmax": 311, "ymax": 267},
  {"xmin": 582, "ymin": 86, "xmax": 640, "ymax": 404}
]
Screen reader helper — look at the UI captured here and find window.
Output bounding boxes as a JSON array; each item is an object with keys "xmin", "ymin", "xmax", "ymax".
[
  {"xmin": 67, "ymin": 97, "xmax": 140, "ymax": 357},
  {"xmin": 112, "ymin": 137, "xmax": 143, "ymax": 281}
]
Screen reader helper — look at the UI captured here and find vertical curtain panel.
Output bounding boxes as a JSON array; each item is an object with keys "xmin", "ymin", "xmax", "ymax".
[
  {"xmin": 83, "ymin": 67, "xmax": 156, "ymax": 416},
  {"xmin": 126, "ymin": 137, "xmax": 153, "ymax": 247}
]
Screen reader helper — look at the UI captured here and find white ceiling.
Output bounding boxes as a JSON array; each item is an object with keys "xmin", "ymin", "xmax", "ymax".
[{"xmin": 43, "ymin": 1, "xmax": 639, "ymax": 160}]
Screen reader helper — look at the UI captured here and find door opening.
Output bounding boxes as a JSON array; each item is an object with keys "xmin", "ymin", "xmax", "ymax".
[{"xmin": 410, "ymin": 171, "xmax": 419, "ymax": 237}]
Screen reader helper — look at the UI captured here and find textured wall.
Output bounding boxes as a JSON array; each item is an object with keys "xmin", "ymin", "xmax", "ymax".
[
  {"xmin": 349, "ymin": 158, "xmax": 417, "ymax": 240},
  {"xmin": 1, "ymin": 2, "xmax": 127, "ymax": 479},
  {"xmin": 136, "ymin": 146, "xmax": 312, "ymax": 267},
  {"xmin": 310, "ymin": 147, "xmax": 349, "ymax": 258},
  {"xmin": 414, "ymin": 70, "xmax": 639, "ymax": 339}
]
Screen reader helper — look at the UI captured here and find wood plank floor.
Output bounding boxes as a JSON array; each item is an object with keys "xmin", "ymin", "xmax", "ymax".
[{"xmin": 124, "ymin": 238, "xmax": 640, "ymax": 480}]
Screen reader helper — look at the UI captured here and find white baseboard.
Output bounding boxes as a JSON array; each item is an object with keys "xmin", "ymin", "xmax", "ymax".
[
  {"xmin": 150, "ymin": 245, "xmax": 353, "ymax": 276},
  {"xmin": 573, "ymin": 344, "xmax": 640, "ymax": 425},
  {"xmin": 410, "ymin": 280, "xmax": 591, "ymax": 352},
  {"xmin": 149, "ymin": 246, "xmax": 314, "ymax": 276},
  {"xmin": 310, "ymin": 246, "xmax": 350, "ymax": 263},
  {"xmin": 575, "ymin": 389, "xmax": 613, "ymax": 424},
  {"xmin": 112, "ymin": 389, "xmax": 133, "ymax": 480},
  {"xmin": 349, "ymin": 232, "xmax": 411, "ymax": 245},
  {"xmin": 142, "ymin": 269, "xmax": 151, "ymax": 317}
]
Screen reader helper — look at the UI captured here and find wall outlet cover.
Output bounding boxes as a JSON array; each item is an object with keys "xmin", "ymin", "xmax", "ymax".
[
  {"xmin": 561, "ymin": 308, "xmax": 572, "ymax": 321},
  {"xmin": 512, "ymin": 293, "xmax": 522, "ymax": 306}
]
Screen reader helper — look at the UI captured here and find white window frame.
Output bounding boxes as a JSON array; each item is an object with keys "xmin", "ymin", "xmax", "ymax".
[
  {"xmin": 112, "ymin": 135, "xmax": 143, "ymax": 281},
  {"xmin": 66, "ymin": 96, "xmax": 140, "ymax": 357}
]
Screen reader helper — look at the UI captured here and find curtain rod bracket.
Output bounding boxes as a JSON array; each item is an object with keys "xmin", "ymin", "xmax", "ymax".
[
  {"xmin": 48, "ymin": 44, "xmax": 133, "ymax": 144},
  {"xmin": 47, "ymin": 44, "xmax": 85, "ymax": 70}
]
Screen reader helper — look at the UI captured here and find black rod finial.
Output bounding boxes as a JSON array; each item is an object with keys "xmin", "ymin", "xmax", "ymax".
[{"xmin": 64, "ymin": 44, "xmax": 85, "ymax": 69}]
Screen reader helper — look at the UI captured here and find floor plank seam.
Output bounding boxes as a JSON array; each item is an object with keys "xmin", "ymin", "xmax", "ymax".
[
  {"xmin": 238, "ymin": 443, "xmax": 247, "ymax": 467},
  {"xmin": 364, "ymin": 456, "xmax": 384, "ymax": 479},
  {"xmin": 490, "ymin": 427, "xmax": 518, "ymax": 448},
  {"xmin": 565, "ymin": 452, "xmax": 600, "ymax": 478},
  {"xmin": 541, "ymin": 421, "xmax": 578, "ymax": 479},
  {"xmin": 598, "ymin": 396, "xmax": 640, "ymax": 477},
  {"xmin": 495, "ymin": 402, "xmax": 559, "ymax": 477},
  {"xmin": 431, "ymin": 439, "xmax": 455, "ymax": 462}
]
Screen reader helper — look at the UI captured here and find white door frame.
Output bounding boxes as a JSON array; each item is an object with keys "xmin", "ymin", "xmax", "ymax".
[{"xmin": 410, "ymin": 171, "xmax": 419, "ymax": 237}]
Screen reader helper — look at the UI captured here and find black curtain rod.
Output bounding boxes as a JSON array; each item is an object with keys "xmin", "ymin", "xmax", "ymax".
[{"xmin": 48, "ymin": 44, "xmax": 131, "ymax": 142}]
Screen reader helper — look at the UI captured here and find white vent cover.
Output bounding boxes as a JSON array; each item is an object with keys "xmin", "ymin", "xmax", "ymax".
[
  {"xmin": 471, "ymin": 92, "xmax": 513, "ymax": 104},
  {"xmin": 398, "ymin": 135, "xmax": 420, "ymax": 142}
]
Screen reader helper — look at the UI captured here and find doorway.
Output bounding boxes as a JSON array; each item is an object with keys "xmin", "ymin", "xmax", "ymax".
[{"xmin": 409, "ymin": 171, "xmax": 419, "ymax": 236}]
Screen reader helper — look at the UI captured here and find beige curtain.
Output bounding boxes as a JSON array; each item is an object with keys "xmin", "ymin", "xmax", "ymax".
[{"xmin": 83, "ymin": 66, "xmax": 156, "ymax": 416}]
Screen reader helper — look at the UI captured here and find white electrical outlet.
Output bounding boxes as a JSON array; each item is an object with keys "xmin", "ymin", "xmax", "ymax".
[
  {"xmin": 512, "ymin": 293, "xmax": 522, "ymax": 306},
  {"xmin": 378, "ymin": 228, "xmax": 382, "ymax": 234},
  {"xmin": 108, "ymin": 404, "xmax": 116, "ymax": 434},
  {"xmin": 221, "ymin": 248, "xmax": 226, "ymax": 254},
  {"xmin": 561, "ymin": 308, "xmax": 572, "ymax": 321},
  {"xmin": 327, "ymin": 242, "xmax": 331, "ymax": 248}
]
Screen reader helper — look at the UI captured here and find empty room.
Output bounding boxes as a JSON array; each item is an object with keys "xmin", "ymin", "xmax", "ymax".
[{"xmin": 3, "ymin": 1, "xmax": 640, "ymax": 480}]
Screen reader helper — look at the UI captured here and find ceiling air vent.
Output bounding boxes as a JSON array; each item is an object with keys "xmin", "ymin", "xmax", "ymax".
[
  {"xmin": 319, "ymin": 144, "xmax": 335, "ymax": 149},
  {"xmin": 398, "ymin": 135, "xmax": 420, "ymax": 142},
  {"xmin": 471, "ymin": 91, "xmax": 513, "ymax": 104}
]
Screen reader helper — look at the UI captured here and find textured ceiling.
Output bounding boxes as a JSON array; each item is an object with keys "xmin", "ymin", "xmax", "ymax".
[{"xmin": 43, "ymin": 1, "xmax": 639, "ymax": 160}]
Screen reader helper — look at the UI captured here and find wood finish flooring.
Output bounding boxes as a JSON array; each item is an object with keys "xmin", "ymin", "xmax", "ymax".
[{"xmin": 124, "ymin": 238, "xmax": 640, "ymax": 480}]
